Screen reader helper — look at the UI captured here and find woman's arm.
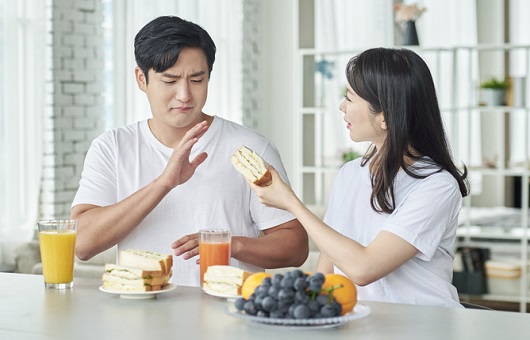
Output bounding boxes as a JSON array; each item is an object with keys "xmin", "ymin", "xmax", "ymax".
[{"xmin": 249, "ymin": 166, "xmax": 418, "ymax": 286}]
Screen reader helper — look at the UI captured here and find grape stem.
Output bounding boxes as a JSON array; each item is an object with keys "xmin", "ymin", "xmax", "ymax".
[{"xmin": 309, "ymin": 283, "xmax": 344, "ymax": 301}]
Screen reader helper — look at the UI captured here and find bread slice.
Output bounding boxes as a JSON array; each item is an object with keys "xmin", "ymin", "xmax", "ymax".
[
  {"xmin": 102, "ymin": 281, "xmax": 163, "ymax": 292},
  {"xmin": 103, "ymin": 263, "xmax": 172, "ymax": 286},
  {"xmin": 202, "ymin": 265, "xmax": 251, "ymax": 296},
  {"xmin": 230, "ymin": 146, "xmax": 272, "ymax": 186},
  {"xmin": 103, "ymin": 263, "xmax": 172, "ymax": 287},
  {"xmin": 118, "ymin": 249, "xmax": 173, "ymax": 275}
]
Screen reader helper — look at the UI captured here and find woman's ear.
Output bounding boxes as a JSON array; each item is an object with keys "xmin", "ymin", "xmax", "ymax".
[
  {"xmin": 378, "ymin": 113, "xmax": 387, "ymax": 130},
  {"xmin": 135, "ymin": 66, "xmax": 147, "ymax": 92}
]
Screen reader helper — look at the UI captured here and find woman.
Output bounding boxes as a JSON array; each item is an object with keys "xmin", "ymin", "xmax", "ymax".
[{"xmin": 248, "ymin": 48, "xmax": 469, "ymax": 307}]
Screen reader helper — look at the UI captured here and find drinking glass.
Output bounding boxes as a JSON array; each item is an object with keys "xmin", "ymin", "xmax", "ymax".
[
  {"xmin": 199, "ymin": 229, "xmax": 231, "ymax": 285},
  {"xmin": 38, "ymin": 219, "xmax": 77, "ymax": 289}
]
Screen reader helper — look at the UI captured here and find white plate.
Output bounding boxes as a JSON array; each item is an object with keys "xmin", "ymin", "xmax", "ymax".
[
  {"xmin": 224, "ymin": 303, "xmax": 371, "ymax": 329},
  {"xmin": 203, "ymin": 288, "xmax": 242, "ymax": 300},
  {"xmin": 99, "ymin": 283, "xmax": 177, "ymax": 299}
]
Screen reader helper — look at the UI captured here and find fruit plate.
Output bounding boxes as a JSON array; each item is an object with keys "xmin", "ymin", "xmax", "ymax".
[
  {"xmin": 99, "ymin": 283, "xmax": 177, "ymax": 299},
  {"xmin": 203, "ymin": 289, "xmax": 242, "ymax": 300},
  {"xmin": 224, "ymin": 303, "xmax": 370, "ymax": 329}
]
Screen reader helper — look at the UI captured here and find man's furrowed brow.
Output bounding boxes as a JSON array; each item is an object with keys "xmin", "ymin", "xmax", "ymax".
[{"xmin": 161, "ymin": 70, "xmax": 206, "ymax": 78}]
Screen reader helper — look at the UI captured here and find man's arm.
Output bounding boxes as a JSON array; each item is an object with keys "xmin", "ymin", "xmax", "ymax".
[
  {"xmin": 72, "ymin": 179, "xmax": 172, "ymax": 260},
  {"xmin": 172, "ymin": 219, "xmax": 309, "ymax": 268},
  {"xmin": 72, "ymin": 121, "xmax": 209, "ymax": 260},
  {"xmin": 231, "ymin": 219, "xmax": 309, "ymax": 268}
]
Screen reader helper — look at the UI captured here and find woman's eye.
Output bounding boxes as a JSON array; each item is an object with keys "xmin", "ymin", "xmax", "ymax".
[{"xmin": 344, "ymin": 95, "xmax": 351, "ymax": 102}]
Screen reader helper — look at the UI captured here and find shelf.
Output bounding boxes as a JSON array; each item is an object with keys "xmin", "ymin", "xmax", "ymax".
[
  {"xmin": 457, "ymin": 227, "xmax": 530, "ymax": 241},
  {"xmin": 459, "ymin": 294, "xmax": 529, "ymax": 304},
  {"xmin": 300, "ymin": 166, "xmax": 341, "ymax": 173},
  {"xmin": 440, "ymin": 105, "xmax": 529, "ymax": 112},
  {"xmin": 299, "ymin": 107, "xmax": 330, "ymax": 114},
  {"xmin": 467, "ymin": 167, "xmax": 530, "ymax": 176}
]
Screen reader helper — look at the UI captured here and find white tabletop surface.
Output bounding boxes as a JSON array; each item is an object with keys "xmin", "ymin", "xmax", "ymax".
[{"xmin": 1, "ymin": 272, "xmax": 530, "ymax": 340}]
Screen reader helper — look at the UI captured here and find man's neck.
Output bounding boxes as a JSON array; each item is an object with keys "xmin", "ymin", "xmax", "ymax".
[{"xmin": 147, "ymin": 114, "xmax": 214, "ymax": 148}]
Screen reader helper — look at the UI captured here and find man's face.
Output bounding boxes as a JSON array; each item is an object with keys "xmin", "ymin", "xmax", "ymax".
[{"xmin": 136, "ymin": 47, "xmax": 209, "ymax": 133}]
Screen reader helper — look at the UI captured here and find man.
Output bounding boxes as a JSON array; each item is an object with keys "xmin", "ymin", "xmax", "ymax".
[{"xmin": 71, "ymin": 16, "xmax": 308, "ymax": 287}]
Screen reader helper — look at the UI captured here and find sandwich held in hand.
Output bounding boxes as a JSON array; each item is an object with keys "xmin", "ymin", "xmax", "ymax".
[
  {"xmin": 230, "ymin": 146, "xmax": 272, "ymax": 186},
  {"xmin": 102, "ymin": 249, "xmax": 173, "ymax": 292},
  {"xmin": 202, "ymin": 265, "xmax": 252, "ymax": 297}
]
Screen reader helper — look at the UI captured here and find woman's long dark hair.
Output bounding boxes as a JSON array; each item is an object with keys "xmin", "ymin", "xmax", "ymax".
[{"xmin": 346, "ymin": 48, "xmax": 469, "ymax": 214}]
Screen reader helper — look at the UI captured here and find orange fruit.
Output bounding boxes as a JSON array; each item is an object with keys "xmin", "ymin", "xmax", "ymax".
[
  {"xmin": 241, "ymin": 272, "xmax": 271, "ymax": 299},
  {"xmin": 321, "ymin": 274, "xmax": 357, "ymax": 315}
]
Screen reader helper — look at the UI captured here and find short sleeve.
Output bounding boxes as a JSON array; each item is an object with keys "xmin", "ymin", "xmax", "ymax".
[
  {"xmin": 382, "ymin": 177, "xmax": 462, "ymax": 260},
  {"xmin": 71, "ymin": 134, "xmax": 117, "ymax": 208}
]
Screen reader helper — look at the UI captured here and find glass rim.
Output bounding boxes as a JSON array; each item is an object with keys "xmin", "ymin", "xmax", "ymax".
[
  {"xmin": 198, "ymin": 228, "xmax": 231, "ymax": 234},
  {"xmin": 37, "ymin": 219, "xmax": 78, "ymax": 231},
  {"xmin": 38, "ymin": 219, "xmax": 78, "ymax": 224}
]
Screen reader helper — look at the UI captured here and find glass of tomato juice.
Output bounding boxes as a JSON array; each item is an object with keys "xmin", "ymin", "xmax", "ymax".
[
  {"xmin": 199, "ymin": 229, "xmax": 231, "ymax": 285},
  {"xmin": 37, "ymin": 219, "xmax": 77, "ymax": 289}
]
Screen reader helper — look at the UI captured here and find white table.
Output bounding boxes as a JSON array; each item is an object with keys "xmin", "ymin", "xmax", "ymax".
[{"xmin": 1, "ymin": 273, "xmax": 530, "ymax": 339}]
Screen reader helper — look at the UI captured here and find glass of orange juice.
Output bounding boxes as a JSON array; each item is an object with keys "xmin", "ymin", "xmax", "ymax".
[
  {"xmin": 199, "ymin": 229, "xmax": 231, "ymax": 285},
  {"xmin": 38, "ymin": 219, "xmax": 77, "ymax": 289}
]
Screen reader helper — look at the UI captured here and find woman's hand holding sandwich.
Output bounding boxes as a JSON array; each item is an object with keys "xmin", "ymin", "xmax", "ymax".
[{"xmin": 245, "ymin": 166, "xmax": 302, "ymax": 212}]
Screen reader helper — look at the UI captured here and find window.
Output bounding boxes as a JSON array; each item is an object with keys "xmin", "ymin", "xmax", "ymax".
[{"xmin": 0, "ymin": 0, "xmax": 47, "ymax": 241}]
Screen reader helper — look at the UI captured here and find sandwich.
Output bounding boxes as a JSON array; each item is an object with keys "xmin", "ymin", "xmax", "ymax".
[
  {"xmin": 202, "ymin": 265, "xmax": 252, "ymax": 296},
  {"xmin": 118, "ymin": 249, "xmax": 173, "ymax": 275},
  {"xmin": 102, "ymin": 263, "xmax": 172, "ymax": 292},
  {"xmin": 102, "ymin": 249, "xmax": 173, "ymax": 292},
  {"xmin": 230, "ymin": 146, "xmax": 272, "ymax": 186}
]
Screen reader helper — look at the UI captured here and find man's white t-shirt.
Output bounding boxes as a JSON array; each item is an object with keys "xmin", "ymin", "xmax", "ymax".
[
  {"xmin": 324, "ymin": 157, "xmax": 463, "ymax": 307},
  {"xmin": 72, "ymin": 116, "xmax": 296, "ymax": 287}
]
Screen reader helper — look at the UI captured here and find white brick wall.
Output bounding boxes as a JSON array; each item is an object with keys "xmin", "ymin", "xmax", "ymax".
[
  {"xmin": 241, "ymin": 0, "xmax": 262, "ymax": 131},
  {"xmin": 40, "ymin": 0, "xmax": 104, "ymax": 220}
]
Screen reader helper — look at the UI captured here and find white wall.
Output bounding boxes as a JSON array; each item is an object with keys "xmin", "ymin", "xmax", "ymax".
[{"xmin": 258, "ymin": 0, "xmax": 298, "ymax": 179}]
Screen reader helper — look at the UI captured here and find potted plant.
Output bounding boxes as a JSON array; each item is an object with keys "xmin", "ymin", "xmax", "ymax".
[{"xmin": 480, "ymin": 77, "xmax": 509, "ymax": 106}]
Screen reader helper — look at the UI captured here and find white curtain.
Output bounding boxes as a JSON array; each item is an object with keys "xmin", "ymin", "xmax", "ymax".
[
  {"xmin": 314, "ymin": 0, "xmax": 393, "ymax": 166},
  {"xmin": 111, "ymin": 0, "xmax": 243, "ymax": 128},
  {"xmin": 0, "ymin": 0, "xmax": 45, "ymax": 242}
]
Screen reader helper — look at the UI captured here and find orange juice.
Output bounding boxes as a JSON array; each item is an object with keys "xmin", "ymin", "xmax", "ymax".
[
  {"xmin": 199, "ymin": 242, "xmax": 230, "ymax": 284},
  {"xmin": 39, "ymin": 230, "xmax": 77, "ymax": 284}
]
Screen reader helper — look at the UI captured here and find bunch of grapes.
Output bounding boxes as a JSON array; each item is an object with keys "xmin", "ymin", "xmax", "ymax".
[{"xmin": 234, "ymin": 270, "xmax": 342, "ymax": 319}]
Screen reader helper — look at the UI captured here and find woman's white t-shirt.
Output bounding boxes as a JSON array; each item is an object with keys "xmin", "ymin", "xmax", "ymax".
[
  {"xmin": 324, "ymin": 157, "xmax": 463, "ymax": 307},
  {"xmin": 72, "ymin": 116, "xmax": 295, "ymax": 287}
]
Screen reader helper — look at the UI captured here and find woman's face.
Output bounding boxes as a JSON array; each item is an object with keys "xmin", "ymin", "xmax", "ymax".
[{"xmin": 339, "ymin": 83, "xmax": 387, "ymax": 149}]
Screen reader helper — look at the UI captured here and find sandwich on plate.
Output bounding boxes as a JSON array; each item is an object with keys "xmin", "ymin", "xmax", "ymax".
[
  {"xmin": 102, "ymin": 263, "xmax": 172, "ymax": 291},
  {"xmin": 230, "ymin": 146, "xmax": 272, "ymax": 186},
  {"xmin": 202, "ymin": 265, "xmax": 252, "ymax": 297},
  {"xmin": 101, "ymin": 249, "xmax": 173, "ymax": 292}
]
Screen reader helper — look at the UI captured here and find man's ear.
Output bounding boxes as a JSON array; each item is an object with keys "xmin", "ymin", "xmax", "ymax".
[{"xmin": 135, "ymin": 66, "xmax": 147, "ymax": 92}]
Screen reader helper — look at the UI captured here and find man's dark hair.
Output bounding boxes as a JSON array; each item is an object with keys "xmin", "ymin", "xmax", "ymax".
[{"xmin": 134, "ymin": 16, "xmax": 216, "ymax": 83}]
